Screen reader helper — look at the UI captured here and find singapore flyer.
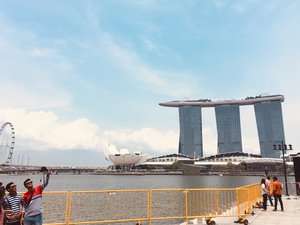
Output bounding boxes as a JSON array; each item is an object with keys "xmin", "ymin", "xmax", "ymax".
[{"xmin": 0, "ymin": 122, "xmax": 15, "ymax": 164}]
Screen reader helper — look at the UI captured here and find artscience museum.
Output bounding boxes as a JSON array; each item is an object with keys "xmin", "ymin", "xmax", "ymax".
[{"xmin": 104, "ymin": 145, "xmax": 148, "ymax": 170}]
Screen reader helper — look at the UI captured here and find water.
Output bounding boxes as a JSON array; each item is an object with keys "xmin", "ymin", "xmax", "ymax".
[
  {"xmin": 1, "ymin": 174, "xmax": 297, "ymax": 225},
  {"xmin": 0, "ymin": 174, "xmax": 296, "ymax": 192}
]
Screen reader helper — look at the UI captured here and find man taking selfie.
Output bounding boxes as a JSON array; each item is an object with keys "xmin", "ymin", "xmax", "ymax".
[{"xmin": 23, "ymin": 167, "xmax": 51, "ymax": 225}]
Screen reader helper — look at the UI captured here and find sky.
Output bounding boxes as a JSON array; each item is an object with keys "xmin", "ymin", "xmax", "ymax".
[{"xmin": 0, "ymin": 0, "xmax": 299, "ymax": 167}]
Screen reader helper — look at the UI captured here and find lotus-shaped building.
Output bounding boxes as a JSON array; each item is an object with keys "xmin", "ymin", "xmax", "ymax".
[{"xmin": 104, "ymin": 145, "xmax": 148, "ymax": 167}]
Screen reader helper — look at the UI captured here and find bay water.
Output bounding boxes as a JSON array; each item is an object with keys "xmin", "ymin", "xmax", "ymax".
[{"xmin": 0, "ymin": 174, "xmax": 296, "ymax": 192}]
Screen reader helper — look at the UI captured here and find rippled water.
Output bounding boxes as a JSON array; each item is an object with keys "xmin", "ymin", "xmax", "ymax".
[
  {"xmin": 0, "ymin": 174, "xmax": 296, "ymax": 192},
  {"xmin": 0, "ymin": 174, "xmax": 258, "ymax": 191}
]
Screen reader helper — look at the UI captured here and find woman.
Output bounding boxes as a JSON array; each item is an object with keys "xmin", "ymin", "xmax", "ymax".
[{"xmin": 261, "ymin": 178, "xmax": 268, "ymax": 211}]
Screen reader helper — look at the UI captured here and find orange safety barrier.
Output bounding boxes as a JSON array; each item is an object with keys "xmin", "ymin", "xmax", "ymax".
[{"xmin": 40, "ymin": 183, "xmax": 261, "ymax": 225}]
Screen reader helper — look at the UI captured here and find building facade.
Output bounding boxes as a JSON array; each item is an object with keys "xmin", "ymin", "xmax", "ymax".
[
  {"xmin": 254, "ymin": 101, "xmax": 285, "ymax": 158},
  {"xmin": 160, "ymin": 95, "xmax": 285, "ymax": 158},
  {"xmin": 215, "ymin": 105, "xmax": 243, "ymax": 154},
  {"xmin": 179, "ymin": 106, "xmax": 203, "ymax": 158}
]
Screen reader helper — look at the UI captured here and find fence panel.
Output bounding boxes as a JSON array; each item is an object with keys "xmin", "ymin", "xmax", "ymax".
[
  {"xmin": 186, "ymin": 189, "xmax": 238, "ymax": 218},
  {"xmin": 43, "ymin": 191, "xmax": 69, "ymax": 225},
  {"xmin": 150, "ymin": 189, "xmax": 186, "ymax": 221},
  {"xmin": 40, "ymin": 183, "xmax": 261, "ymax": 225},
  {"xmin": 68, "ymin": 190, "xmax": 149, "ymax": 224}
]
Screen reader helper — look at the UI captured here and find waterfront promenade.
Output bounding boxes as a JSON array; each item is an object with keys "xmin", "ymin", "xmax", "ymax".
[
  {"xmin": 248, "ymin": 196, "xmax": 300, "ymax": 225},
  {"xmin": 197, "ymin": 195, "xmax": 300, "ymax": 225}
]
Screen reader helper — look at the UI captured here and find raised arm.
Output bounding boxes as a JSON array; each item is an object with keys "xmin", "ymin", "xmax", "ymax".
[{"xmin": 42, "ymin": 169, "xmax": 51, "ymax": 189}]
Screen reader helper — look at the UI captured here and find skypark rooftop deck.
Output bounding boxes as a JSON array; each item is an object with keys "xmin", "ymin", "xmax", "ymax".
[{"xmin": 159, "ymin": 94, "xmax": 284, "ymax": 107}]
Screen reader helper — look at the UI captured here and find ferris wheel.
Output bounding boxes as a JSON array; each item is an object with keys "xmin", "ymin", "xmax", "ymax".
[{"xmin": 0, "ymin": 122, "xmax": 15, "ymax": 164}]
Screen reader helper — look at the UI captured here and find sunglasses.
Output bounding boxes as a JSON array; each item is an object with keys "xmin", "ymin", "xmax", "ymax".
[
  {"xmin": 25, "ymin": 181, "xmax": 33, "ymax": 185},
  {"xmin": 10, "ymin": 184, "xmax": 17, "ymax": 189}
]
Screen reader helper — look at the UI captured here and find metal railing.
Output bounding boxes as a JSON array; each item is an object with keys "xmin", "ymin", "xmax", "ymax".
[{"xmin": 41, "ymin": 183, "xmax": 261, "ymax": 225}]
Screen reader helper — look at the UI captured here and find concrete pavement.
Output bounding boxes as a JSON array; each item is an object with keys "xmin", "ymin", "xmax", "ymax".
[
  {"xmin": 184, "ymin": 195, "xmax": 300, "ymax": 225},
  {"xmin": 248, "ymin": 196, "xmax": 300, "ymax": 225}
]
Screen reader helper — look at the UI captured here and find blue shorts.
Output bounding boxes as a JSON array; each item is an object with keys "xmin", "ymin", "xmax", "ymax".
[{"xmin": 24, "ymin": 214, "xmax": 42, "ymax": 225}]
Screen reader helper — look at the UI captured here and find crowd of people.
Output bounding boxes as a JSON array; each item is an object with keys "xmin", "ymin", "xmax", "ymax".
[
  {"xmin": 0, "ymin": 168, "xmax": 50, "ymax": 225},
  {"xmin": 260, "ymin": 176, "xmax": 284, "ymax": 212}
]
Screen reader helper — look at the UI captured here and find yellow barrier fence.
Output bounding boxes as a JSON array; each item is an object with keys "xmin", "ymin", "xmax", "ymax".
[{"xmin": 41, "ymin": 183, "xmax": 262, "ymax": 225}]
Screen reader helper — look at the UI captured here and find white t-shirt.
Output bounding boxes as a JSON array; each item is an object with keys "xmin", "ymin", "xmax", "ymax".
[{"xmin": 261, "ymin": 183, "xmax": 267, "ymax": 195}]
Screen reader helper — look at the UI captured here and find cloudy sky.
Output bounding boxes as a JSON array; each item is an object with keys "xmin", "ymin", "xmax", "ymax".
[{"xmin": 0, "ymin": 0, "xmax": 299, "ymax": 167}]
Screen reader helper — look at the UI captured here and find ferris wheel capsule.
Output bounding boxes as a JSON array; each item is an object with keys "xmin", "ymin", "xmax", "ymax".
[{"xmin": 0, "ymin": 122, "xmax": 15, "ymax": 164}]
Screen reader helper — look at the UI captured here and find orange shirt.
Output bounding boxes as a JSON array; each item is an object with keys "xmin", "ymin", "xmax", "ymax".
[{"xmin": 273, "ymin": 180, "xmax": 282, "ymax": 195}]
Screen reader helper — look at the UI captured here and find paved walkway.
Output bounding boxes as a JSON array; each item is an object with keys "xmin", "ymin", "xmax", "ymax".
[
  {"xmin": 249, "ymin": 196, "xmax": 300, "ymax": 225},
  {"xmin": 185, "ymin": 196, "xmax": 300, "ymax": 225}
]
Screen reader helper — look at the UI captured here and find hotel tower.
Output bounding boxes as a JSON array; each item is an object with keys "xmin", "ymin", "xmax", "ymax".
[{"xmin": 159, "ymin": 95, "xmax": 285, "ymax": 158}]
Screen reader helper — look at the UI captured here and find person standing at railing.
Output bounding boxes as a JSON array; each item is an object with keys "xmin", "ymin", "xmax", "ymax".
[
  {"xmin": 272, "ymin": 176, "xmax": 284, "ymax": 212},
  {"xmin": 260, "ymin": 178, "xmax": 268, "ymax": 211},
  {"xmin": 23, "ymin": 167, "xmax": 51, "ymax": 225},
  {"xmin": 265, "ymin": 176, "xmax": 273, "ymax": 207}
]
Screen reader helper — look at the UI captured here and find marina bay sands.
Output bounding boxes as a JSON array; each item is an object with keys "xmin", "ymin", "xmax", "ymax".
[{"xmin": 159, "ymin": 94, "xmax": 285, "ymax": 159}]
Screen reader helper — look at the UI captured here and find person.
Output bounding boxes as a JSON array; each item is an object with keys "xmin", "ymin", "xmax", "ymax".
[
  {"xmin": 23, "ymin": 167, "xmax": 51, "ymax": 225},
  {"xmin": 2, "ymin": 182, "xmax": 24, "ymax": 225},
  {"xmin": 265, "ymin": 176, "xmax": 273, "ymax": 206},
  {"xmin": 0, "ymin": 182, "xmax": 6, "ymax": 225},
  {"xmin": 0, "ymin": 183, "xmax": 5, "ymax": 195},
  {"xmin": 272, "ymin": 176, "xmax": 284, "ymax": 211},
  {"xmin": 260, "ymin": 178, "xmax": 268, "ymax": 211}
]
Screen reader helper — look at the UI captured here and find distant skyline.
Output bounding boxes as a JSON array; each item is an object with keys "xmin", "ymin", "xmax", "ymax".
[{"xmin": 0, "ymin": 0, "xmax": 299, "ymax": 166}]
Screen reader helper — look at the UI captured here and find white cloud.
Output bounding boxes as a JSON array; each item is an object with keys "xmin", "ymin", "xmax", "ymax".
[
  {"xmin": 240, "ymin": 106, "xmax": 260, "ymax": 154},
  {"xmin": 1, "ymin": 0, "xmax": 299, "ymax": 165},
  {"xmin": 103, "ymin": 128, "xmax": 178, "ymax": 154},
  {"xmin": 0, "ymin": 81, "xmax": 72, "ymax": 110},
  {"xmin": 0, "ymin": 109, "xmax": 103, "ymax": 150},
  {"xmin": 202, "ymin": 126, "xmax": 217, "ymax": 156},
  {"xmin": 127, "ymin": 0, "xmax": 162, "ymax": 10},
  {"xmin": 31, "ymin": 48, "xmax": 52, "ymax": 57},
  {"xmin": 212, "ymin": 0, "xmax": 228, "ymax": 8},
  {"xmin": 0, "ymin": 108, "xmax": 179, "ymax": 157}
]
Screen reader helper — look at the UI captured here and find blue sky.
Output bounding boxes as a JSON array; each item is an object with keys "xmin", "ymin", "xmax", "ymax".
[{"xmin": 0, "ymin": 0, "xmax": 299, "ymax": 166}]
